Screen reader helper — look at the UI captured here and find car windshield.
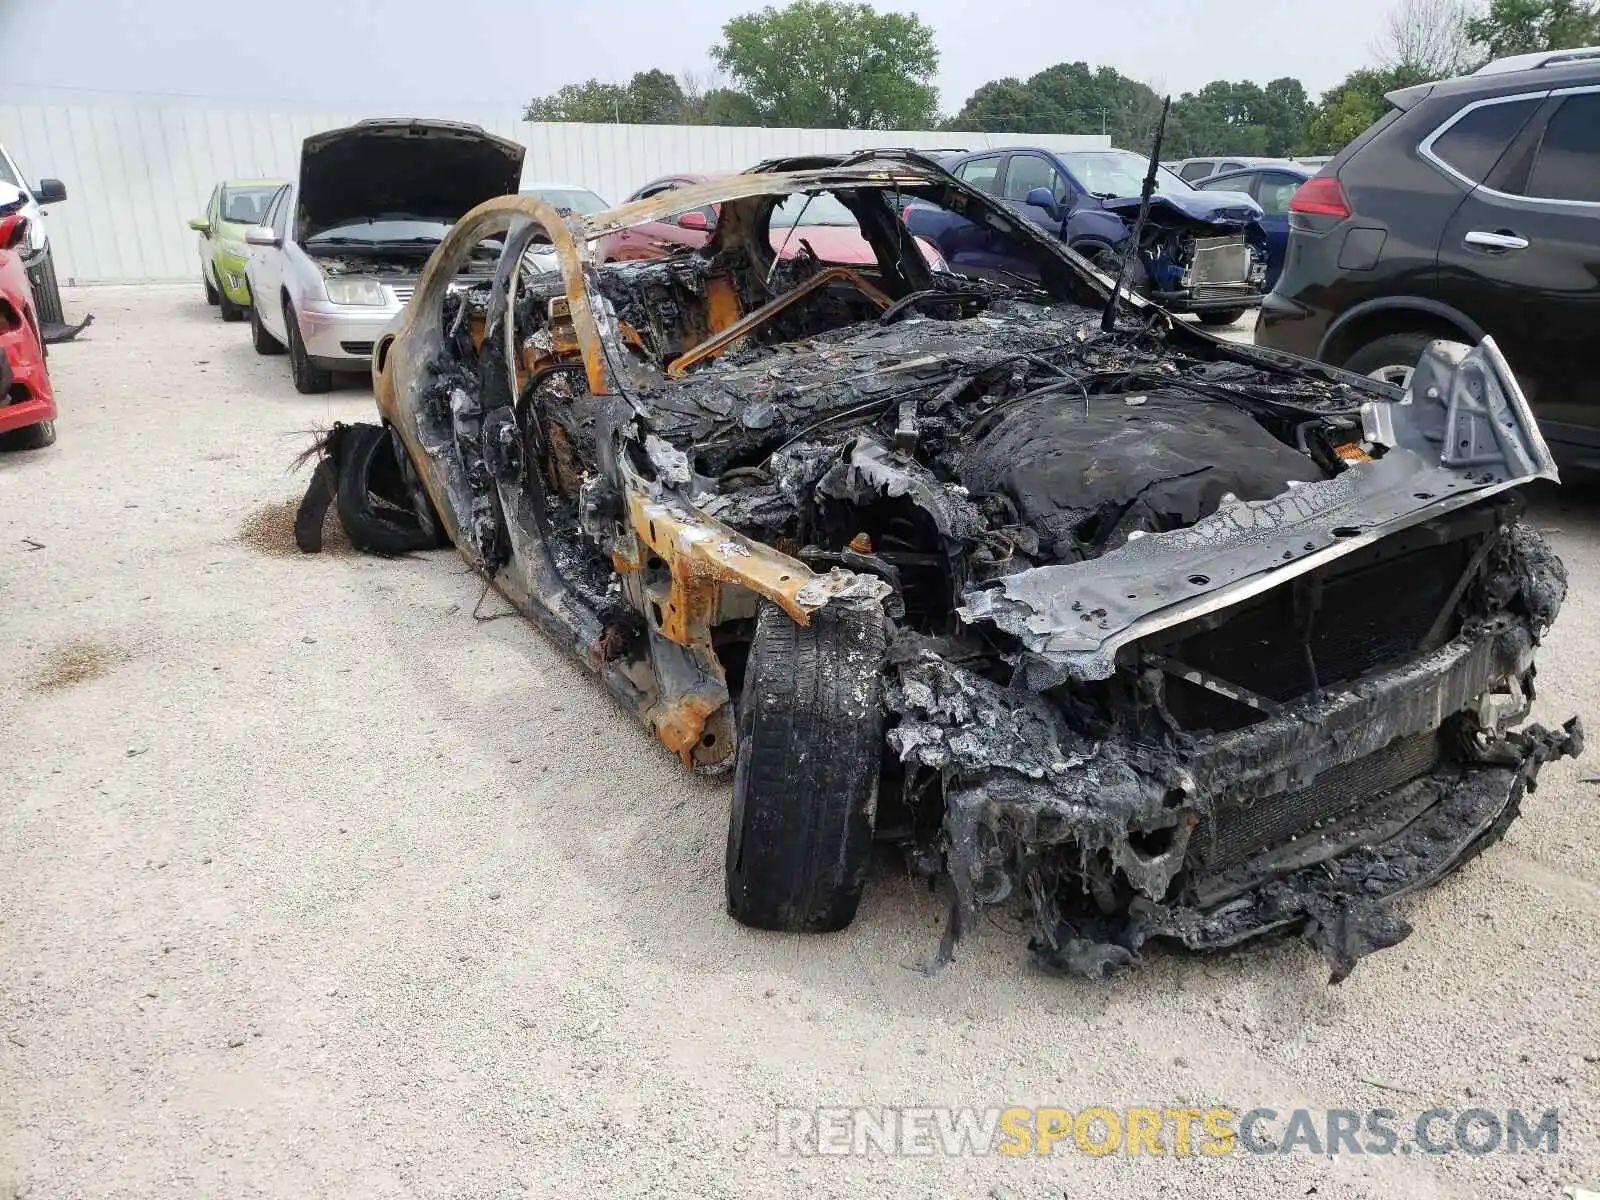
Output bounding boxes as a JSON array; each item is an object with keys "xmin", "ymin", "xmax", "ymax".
[
  {"xmin": 770, "ymin": 192, "xmax": 859, "ymax": 227},
  {"xmin": 304, "ymin": 219, "xmax": 454, "ymax": 248},
  {"xmin": 220, "ymin": 185, "xmax": 280, "ymax": 225},
  {"xmin": 522, "ymin": 187, "xmax": 609, "ymax": 216},
  {"xmin": 1057, "ymin": 150, "xmax": 1194, "ymax": 199}
]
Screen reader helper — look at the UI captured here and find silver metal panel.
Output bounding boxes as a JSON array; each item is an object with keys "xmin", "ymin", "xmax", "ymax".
[{"xmin": 0, "ymin": 103, "xmax": 1112, "ymax": 283}]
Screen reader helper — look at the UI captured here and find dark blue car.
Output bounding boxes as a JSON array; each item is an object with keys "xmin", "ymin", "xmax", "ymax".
[
  {"xmin": 1196, "ymin": 163, "xmax": 1314, "ymax": 290},
  {"xmin": 907, "ymin": 146, "xmax": 1271, "ymax": 324}
]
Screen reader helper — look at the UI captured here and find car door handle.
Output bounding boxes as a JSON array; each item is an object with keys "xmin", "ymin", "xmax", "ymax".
[{"xmin": 1463, "ymin": 230, "xmax": 1529, "ymax": 251}]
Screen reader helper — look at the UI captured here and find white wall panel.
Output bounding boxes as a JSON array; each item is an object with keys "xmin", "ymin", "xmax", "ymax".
[{"xmin": 0, "ymin": 103, "xmax": 1108, "ymax": 283}]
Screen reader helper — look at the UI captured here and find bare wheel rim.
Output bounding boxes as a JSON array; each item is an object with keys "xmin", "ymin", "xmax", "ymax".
[{"xmin": 1367, "ymin": 363, "xmax": 1414, "ymax": 389}]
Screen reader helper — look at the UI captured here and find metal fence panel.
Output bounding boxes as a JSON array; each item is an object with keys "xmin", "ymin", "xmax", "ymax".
[{"xmin": 0, "ymin": 103, "xmax": 1107, "ymax": 283}]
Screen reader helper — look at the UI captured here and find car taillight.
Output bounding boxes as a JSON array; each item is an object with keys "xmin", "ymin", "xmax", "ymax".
[
  {"xmin": 1289, "ymin": 178, "xmax": 1352, "ymax": 218},
  {"xmin": 901, "ymin": 203, "xmax": 917, "ymax": 223}
]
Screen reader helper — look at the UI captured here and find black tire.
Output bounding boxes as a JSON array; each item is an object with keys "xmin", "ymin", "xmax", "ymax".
[
  {"xmin": 1198, "ymin": 307, "xmax": 1248, "ymax": 327},
  {"xmin": 204, "ymin": 274, "xmax": 221, "ymax": 306},
  {"xmin": 1083, "ymin": 244, "xmax": 1149, "ymax": 295},
  {"xmin": 0, "ymin": 418, "xmax": 56, "ymax": 451},
  {"xmin": 219, "ymin": 290, "xmax": 247, "ymax": 322},
  {"xmin": 27, "ymin": 249, "xmax": 64, "ymax": 327},
  {"xmin": 284, "ymin": 300, "xmax": 332, "ymax": 394},
  {"xmin": 294, "ymin": 459, "xmax": 336, "ymax": 552},
  {"xmin": 1343, "ymin": 332, "xmax": 1436, "ymax": 390},
  {"xmin": 250, "ymin": 297, "xmax": 284, "ymax": 355},
  {"xmin": 389, "ymin": 425, "xmax": 447, "ymax": 546},
  {"xmin": 725, "ymin": 600, "xmax": 889, "ymax": 933},
  {"xmin": 333, "ymin": 423, "xmax": 441, "ymax": 555}
]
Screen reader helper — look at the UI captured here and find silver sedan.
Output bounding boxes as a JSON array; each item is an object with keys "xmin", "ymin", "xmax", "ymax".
[{"xmin": 242, "ymin": 119, "xmax": 524, "ymax": 393}]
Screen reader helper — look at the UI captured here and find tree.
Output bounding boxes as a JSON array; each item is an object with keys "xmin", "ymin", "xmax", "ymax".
[
  {"xmin": 945, "ymin": 62, "xmax": 1169, "ymax": 147},
  {"xmin": 1298, "ymin": 65, "xmax": 1428, "ymax": 154},
  {"xmin": 1465, "ymin": 0, "xmax": 1600, "ymax": 56},
  {"xmin": 711, "ymin": 0, "xmax": 940, "ymax": 129},
  {"xmin": 524, "ymin": 70, "xmax": 694, "ymax": 123},
  {"xmin": 1374, "ymin": 0, "xmax": 1480, "ymax": 77},
  {"xmin": 1260, "ymin": 78, "xmax": 1313, "ymax": 154}
]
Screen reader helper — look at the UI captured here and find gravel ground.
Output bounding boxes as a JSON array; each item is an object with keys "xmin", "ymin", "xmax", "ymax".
[{"xmin": 1, "ymin": 285, "xmax": 1596, "ymax": 1199}]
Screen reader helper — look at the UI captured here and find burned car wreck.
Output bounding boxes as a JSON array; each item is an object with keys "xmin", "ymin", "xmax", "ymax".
[{"xmin": 306, "ymin": 150, "xmax": 1580, "ymax": 981}]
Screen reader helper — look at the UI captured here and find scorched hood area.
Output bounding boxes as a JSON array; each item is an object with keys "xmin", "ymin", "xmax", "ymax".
[{"xmin": 306, "ymin": 152, "xmax": 1581, "ymax": 982}]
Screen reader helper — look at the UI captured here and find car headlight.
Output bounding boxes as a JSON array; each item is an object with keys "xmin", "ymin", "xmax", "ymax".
[{"xmin": 324, "ymin": 277, "xmax": 387, "ymax": 306}]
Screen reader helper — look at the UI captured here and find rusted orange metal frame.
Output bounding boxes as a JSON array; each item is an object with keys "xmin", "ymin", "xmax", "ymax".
[
  {"xmin": 375, "ymin": 188, "xmax": 904, "ymax": 769},
  {"xmin": 665, "ymin": 265, "xmax": 893, "ymax": 379}
]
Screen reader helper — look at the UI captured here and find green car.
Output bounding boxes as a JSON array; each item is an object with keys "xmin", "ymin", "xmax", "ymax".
[{"xmin": 189, "ymin": 179, "xmax": 285, "ymax": 320}]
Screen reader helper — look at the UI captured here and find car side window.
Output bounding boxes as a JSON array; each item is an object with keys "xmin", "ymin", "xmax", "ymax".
[
  {"xmin": 1523, "ymin": 92, "xmax": 1600, "ymax": 203},
  {"xmin": 1256, "ymin": 172, "xmax": 1302, "ymax": 215},
  {"xmin": 1179, "ymin": 161, "xmax": 1214, "ymax": 182},
  {"xmin": 1222, "ymin": 160, "xmax": 1245, "ymax": 172},
  {"xmin": 638, "ymin": 181, "xmax": 678, "ymax": 200},
  {"xmin": 1002, "ymin": 154, "xmax": 1069, "ymax": 203},
  {"xmin": 1200, "ymin": 171, "xmax": 1252, "ymax": 194},
  {"xmin": 1428, "ymin": 97, "xmax": 1542, "ymax": 184},
  {"xmin": 268, "ymin": 186, "xmax": 291, "ymax": 238},
  {"xmin": 956, "ymin": 157, "xmax": 1002, "ymax": 196}
]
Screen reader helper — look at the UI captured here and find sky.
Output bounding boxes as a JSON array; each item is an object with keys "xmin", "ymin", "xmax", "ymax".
[{"xmin": 0, "ymin": 0, "xmax": 1400, "ymax": 116}]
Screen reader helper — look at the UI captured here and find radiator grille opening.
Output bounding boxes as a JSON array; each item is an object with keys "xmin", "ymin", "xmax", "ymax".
[
  {"xmin": 1138, "ymin": 531, "xmax": 1479, "ymax": 732},
  {"xmin": 1191, "ymin": 729, "xmax": 1442, "ymax": 876}
]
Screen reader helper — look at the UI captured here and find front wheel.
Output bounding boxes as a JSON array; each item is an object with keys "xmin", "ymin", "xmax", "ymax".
[
  {"xmin": 218, "ymin": 289, "xmax": 247, "ymax": 322},
  {"xmin": 250, "ymin": 297, "xmax": 284, "ymax": 355},
  {"xmin": 1197, "ymin": 307, "xmax": 1248, "ymax": 327},
  {"xmin": 284, "ymin": 300, "xmax": 332, "ymax": 394},
  {"xmin": 725, "ymin": 601, "xmax": 888, "ymax": 933},
  {"xmin": 26, "ymin": 249, "xmax": 64, "ymax": 327},
  {"xmin": 0, "ymin": 418, "xmax": 56, "ymax": 451},
  {"xmin": 1343, "ymin": 332, "xmax": 1436, "ymax": 392},
  {"xmin": 1083, "ymin": 244, "xmax": 1149, "ymax": 296}
]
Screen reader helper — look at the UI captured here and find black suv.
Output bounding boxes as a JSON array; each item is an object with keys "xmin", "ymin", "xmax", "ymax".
[{"xmin": 1257, "ymin": 48, "xmax": 1600, "ymax": 470}]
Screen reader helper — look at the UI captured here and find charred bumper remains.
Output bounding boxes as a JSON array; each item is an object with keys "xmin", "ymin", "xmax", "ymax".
[{"xmin": 891, "ymin": 530, "xmax": 1578, "ymax": 980}]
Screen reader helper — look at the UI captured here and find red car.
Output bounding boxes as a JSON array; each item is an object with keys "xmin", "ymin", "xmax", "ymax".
[
  {"xmin": 597, "ymin": 172, "xmax": 946, "ymax": 269},
  {"xmin": 0, "ymin": 188, "xmax": 55, "ymax": 451}
]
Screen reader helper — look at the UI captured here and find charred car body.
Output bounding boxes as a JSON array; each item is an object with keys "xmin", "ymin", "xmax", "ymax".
[{"xmin": 311, "ymin": 150, "xmax": 1578, "ymax": 980}]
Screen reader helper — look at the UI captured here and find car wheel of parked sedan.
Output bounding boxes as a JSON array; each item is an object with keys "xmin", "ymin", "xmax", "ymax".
[
  {"xmin": 250, "ymin": 297, "xmax": 284, "ymax": 355},
  {"xmin": 1198, "ymin": 308, "xmax": 1247, "ymax": 327},
  {"xmin": 283, "ymin": 300, "xmax": 332, "ymax": 394},
  {"xmin": 1343, "ymin": 332, "xmax": 1437, "ymax": 392},
  {"xmin": 0, "ymin": 418, "xmax": 56, "ymax": 451},
  {"xmin": 725, "ymin": 600, "xmax": 888, "ymax": 933},
  {"xmin": 204, "ymin": 274, "xmax": 221, "ymax": 306},
  {"xmin": 218, "ymin": 290, "xmax": 247, "ymax": 322}
]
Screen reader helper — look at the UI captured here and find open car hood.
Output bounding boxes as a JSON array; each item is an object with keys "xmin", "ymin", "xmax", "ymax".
[
  {"xmin": 295, "ymin": 119, "xmax": 525, "ymax": 243},
  {"xmin": 960, "ymin": 338, "xmax": 1559, "ymax": 682},
  {"xmin": 1099, "ymin": 190, "xmax": 1262, "ymax": 226}
]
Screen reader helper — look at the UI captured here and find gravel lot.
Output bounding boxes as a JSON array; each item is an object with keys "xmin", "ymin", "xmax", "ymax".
[{"xmin": 2, "ymin": 285, "xmax": 1596, "ymax": 1199}]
